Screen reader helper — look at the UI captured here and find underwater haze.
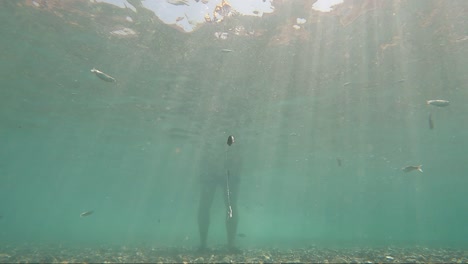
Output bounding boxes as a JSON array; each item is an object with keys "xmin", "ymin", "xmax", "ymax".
[{"xmin": 0, "ymin": 0, "xmax": 467, "ymax": 259}]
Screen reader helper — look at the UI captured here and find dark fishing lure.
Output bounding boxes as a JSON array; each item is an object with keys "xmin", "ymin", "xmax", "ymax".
[{"xmin": 227, "ymin": 135, "xmax": 235, "ymax": 146}]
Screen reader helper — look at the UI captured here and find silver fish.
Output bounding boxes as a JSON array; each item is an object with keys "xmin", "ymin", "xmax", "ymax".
[
  {"xmin": 91, "ymin": 68, "xmax": 116, "ymax": 82},
  {"xmin": 402, "ymin": 165, "xmax": 423, "ymax": 173},
  {"xmin": 221, "ymin": 49, "xmax": 234, "ymax": 53},
  {"xmin": 80, "ymin": 210, "xmax": 94, "ymax": 217},
  {"xmin": 426, "ymin": 99, "xmax": 449, "ymax": 107},
  {"xmin": 167, "ymin": 0, "xmax": 189, "ymax": 6}
]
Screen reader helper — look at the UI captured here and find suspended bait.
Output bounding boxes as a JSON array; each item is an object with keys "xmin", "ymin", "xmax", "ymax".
[{"xmin": 225, "ymin": 135, "xmax": 235, "ymax": 219}]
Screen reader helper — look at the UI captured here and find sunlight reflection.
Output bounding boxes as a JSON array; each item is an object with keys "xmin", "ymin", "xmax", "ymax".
[
  {"xmin": 311, "ymin": 0, "xmax": 344, "ymax": 12},
  {"xmin": 93, "ymin": 0, "xmax": 275, "ymax": 32}
]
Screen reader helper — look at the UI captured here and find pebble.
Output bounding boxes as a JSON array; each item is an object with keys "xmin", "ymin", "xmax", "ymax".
[{"xmin": 0, "ymin": 245, "xmax": 466, "ymax": 263}]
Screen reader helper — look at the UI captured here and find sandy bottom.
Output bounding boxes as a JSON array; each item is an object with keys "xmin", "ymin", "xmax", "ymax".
[{"xmin": 0, "ymin": 244, "xmax": 466, "ymax": 263}]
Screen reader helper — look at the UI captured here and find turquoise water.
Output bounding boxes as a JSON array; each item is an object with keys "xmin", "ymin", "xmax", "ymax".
[{"xmin": 0, "ymin": 0, "xmax": 467, "ymax": 253}]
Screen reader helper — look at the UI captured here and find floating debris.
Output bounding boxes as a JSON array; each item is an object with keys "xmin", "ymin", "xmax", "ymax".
[
  {"xmin": 213, "ymin": 0, "xmax": 233, "ymax": 22},
  {"xmin": 215, "ymin": 32, "xmax": 228, "ymax": 40},
  {"xmin": 91, "ymin": 68, "xmax": 116, "ymax": 82},
  {"xmin": 428, "ymin": 113, "xmax": 434, "ymax": 130},
  {"xmin": 385, "ymin": 255, "xmax": 395, "ymax": 261},
  {"xmin": 402, "ymin": 165, "xmax": 423, "ymax": 173},
  {"xmin": 292, "ymin": 24, "xmax": 301, "ymax": 30},
  {"xmin": 110, "ymin": 27, "xmax": 137, "ymax": 37},
  {"xmin": 296, "ymin": 18, "xmax": 306, "ymax": 24},
  {"xmin": 80, "ymin": 210, "xmax": 94, "ymax": 217},
  {"xmin": 426, "ymin": 99, "xmax": 449, "ymax": 107}
]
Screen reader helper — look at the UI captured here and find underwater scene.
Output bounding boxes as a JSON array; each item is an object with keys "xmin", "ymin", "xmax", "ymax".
[{"xmin": 0, "ymin": 0, "xmax": 467, "ymax": 262}]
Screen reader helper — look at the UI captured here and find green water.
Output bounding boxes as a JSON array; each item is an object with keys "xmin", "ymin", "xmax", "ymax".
[{"xmin": 0, "ymin": 0, "xmax": 467, "ymax": 250}]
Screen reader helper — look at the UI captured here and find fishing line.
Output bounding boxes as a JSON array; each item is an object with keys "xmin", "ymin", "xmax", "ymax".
[{"xmin": 225, "ymin": 135, "xmax": 235, "ymax": 219}]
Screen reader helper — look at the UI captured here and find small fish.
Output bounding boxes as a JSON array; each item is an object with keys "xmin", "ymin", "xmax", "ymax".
[
  {"xmin": 336, "ymin": 158, "xmax": 342, "ymax": 167},
  {"xmin": 227, "ymin": 135, "xmax": 235, "ymax": 146},
  {"xmin": 221, "ymin": 49, "xmax": 234, "ymax": 53},
  {"xmin": 91, "ymin": 68, "xmax": 116, "ymax": 82},
  {"xmin": 167, "ymin": 0, "xmax": 189, "ymax": 6},
  {"xmin": 402, "ymin": 165, "xmax": 423, "ymax": 173},
  {"xmin": 426, "ymin": 99, "xmax": 449, "ymax": 107},
  {"xmin": 428, "ymin": 113, "xmax": 434, "ymax": 130},
  {"xmin": 80, "ymin": 210, "xmax": 94, "ymax": 217},
  {"xmin": 237, "ymin": 233, "xmax": 247, "ymax": 238}
]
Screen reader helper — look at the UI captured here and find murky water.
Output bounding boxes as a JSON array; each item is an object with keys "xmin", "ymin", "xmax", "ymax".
[{"xmin": 0, "ymin": 0, "xmax": 467, "ymax": 261}]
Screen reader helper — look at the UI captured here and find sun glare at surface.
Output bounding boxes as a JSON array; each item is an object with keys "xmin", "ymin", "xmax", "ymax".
[{"xmin": 312, "ymin": 0, "xmax": 344, "ymax": 12}]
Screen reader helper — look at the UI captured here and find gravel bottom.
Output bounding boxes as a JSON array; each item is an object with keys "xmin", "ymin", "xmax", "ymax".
[{"xmin": 0, "ymin": 244, "xmax": 466, "ymax": 263}]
